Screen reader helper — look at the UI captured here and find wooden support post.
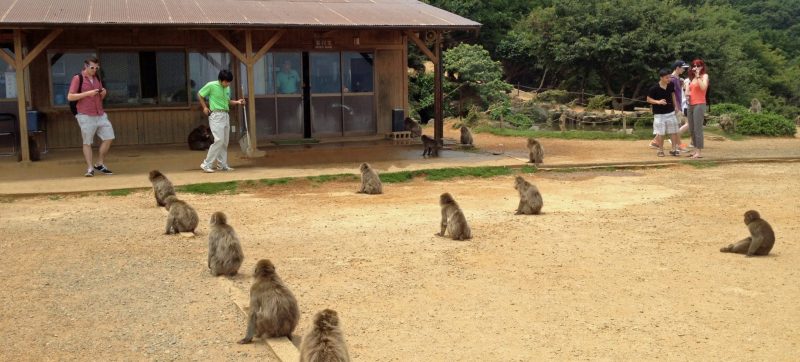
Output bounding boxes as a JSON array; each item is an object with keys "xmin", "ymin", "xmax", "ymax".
[
  {"xmin": 13, "ymin": 30, "xmax": 29, "ymax": 162},
  {"xmin": 4, "ymin": 29, "xmax": 63, "ymax": 162},
  {"xmin": 243, "ymin": 31, "xmax": 264, "ymax": 157},
  {"xmin": 209, "ymin": 29, "xmax": 286, "ymax": 158},
  {"xmin": 433, "ymin": 31, "xmax": 443, "ymax": 142}
]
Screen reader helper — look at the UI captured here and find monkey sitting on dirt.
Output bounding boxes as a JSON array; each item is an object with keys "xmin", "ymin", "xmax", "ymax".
[
  {"xmin": 148, "ymin": 170, "xmax": 176, "ymax": 207},
  {"xmin": 208, "ymin": 212, "xmax": 244, "ymax": 276},
  {"xmin": 460, "ymin": 125, "xmax": 473, "ymax": 146},
  {"xmin": 720, "ymin": 210, "xmax": 775, "ymax": 257},
  {"xmin": 357, "ymin": 162, "xmax": 383, "ymax": 195},
  {"xmin": 164, "ymin": 195, "xmax": 199, "ymax": 234},
  {"xmin": 527, "ymin": 137, "xmax": 544, "ymax": 166},
  {"xmin": 436, "ymin": 192, "xmax": 472, "ymax": 240},
  {"xmin": 514, "ymin": 176, "xmax": 543, "ymax": 215},
  {"xmin": 238, "ymin": 259, "xmax": 300, "ymax": 344},
  {"xmin": 188, "ymin": 124, "xmax": 213, "ymax": 151},
  {"xmin": 299, "ymin": 309, "xmax": 351, "ymax": 362},
  {"xmin": 421, "ymin": 135, "xmax": 441, "ymax": 157},
  {"xmin": 404, "ymin": 117, "xmax": 422, "ymax": 138}
]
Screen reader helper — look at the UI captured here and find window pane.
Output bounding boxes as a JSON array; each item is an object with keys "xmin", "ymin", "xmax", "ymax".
[
  {"xmin": 342, "ymin": 52, "xmax": 373, "ymax": 93},
  {"xmin": 157, "ymin": 52, "xmax": 187, "ymax": 105},
  {"xmin": 343, "ymin": 94, "xmax": 375, "ymax": 134},
  {"xmin": 240, "ymin": 54, "xmax": 274, "ymax": 96},
  {"xmin": 101, "ymin": 52, "xmax": 141, "ymax": 106},
  {"xmin": 274, "ymin": 53, "xmax": 301, "ymax": 95},
  {"xmin": 190, "ymin": 52, "xmax": 232, "ymax": 95},
  {"xmin": 310, "ymin": 52, "xmax": 340, "ymax": 94},
  {"xmin": 49, "ymin": 51, "xmax": 95, "ymax": 105},
  {"xmin": 1, "ymin": 49, "xmax": 15, "ymax": 99}
]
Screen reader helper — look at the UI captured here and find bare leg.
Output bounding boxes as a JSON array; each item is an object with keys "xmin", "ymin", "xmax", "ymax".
[
  {"xmin": 96, "ymin": 139, "xmax": 112, "ymax": 165},
  {"xmin": 82, "ymin": 144, "xmax": 94, "ymax": 169},
  {"xmin": 238, "ymin": 313, "xmax": 257, "ymax": 344},
  {"xmin": 721, "ymin": 237, "xmax": 751, "ymax": 253}
]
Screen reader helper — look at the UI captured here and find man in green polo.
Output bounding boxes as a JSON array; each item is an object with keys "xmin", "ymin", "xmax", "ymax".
[{"xmin": 197, "ymin": 70, "xmax": 245, "ymax": 173}]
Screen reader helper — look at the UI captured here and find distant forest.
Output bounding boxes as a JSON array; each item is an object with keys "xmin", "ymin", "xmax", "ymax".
[{"xmin": 423, "ymin": 0, "xmax": 800, "ymax": 116}]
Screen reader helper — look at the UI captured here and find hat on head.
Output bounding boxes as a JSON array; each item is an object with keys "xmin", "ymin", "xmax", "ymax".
[{"xmin": 672, "ymin": 60, "xmax": 689, "ymax": 69}]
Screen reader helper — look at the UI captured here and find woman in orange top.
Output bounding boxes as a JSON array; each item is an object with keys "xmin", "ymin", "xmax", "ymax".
[{"xmin": 687, "ymin": 59, "xmax": 709, "ymax": 159}]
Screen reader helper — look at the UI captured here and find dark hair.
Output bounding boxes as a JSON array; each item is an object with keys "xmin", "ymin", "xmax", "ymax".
[
  {"xmin": 84, "ymin": 56, "xmax": 99, "ymax": 66},
  {"xmin": 658, "ymin": 68, "xmax": 671, "ymax": 77},
  {"xmin": 689, "ymin": 59, "xmax": 707, "ymax": 80},
  {"xmin": 217, "ymin": 69, "xmax": 233, "ymax": 82}
]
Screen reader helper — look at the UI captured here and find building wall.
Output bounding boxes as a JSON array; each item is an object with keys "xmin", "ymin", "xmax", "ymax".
[{"xmin": 21, "ymin": 27, "xmax": 408, "ymax": 148}]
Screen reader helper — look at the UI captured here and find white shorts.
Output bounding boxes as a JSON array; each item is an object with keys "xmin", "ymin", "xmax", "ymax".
[
  {"xmin": 652, "ymin": 112, "xmax": 679, "ymax": 136},
  {"xmin": 76, "ymin": 113, "xmax": 115, "ymax": 145}
]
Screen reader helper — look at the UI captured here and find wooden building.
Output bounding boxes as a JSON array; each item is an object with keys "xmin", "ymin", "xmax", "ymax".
[{"xmin": 0, "ymin": 0, "xmax": 479, "ymax": 161}]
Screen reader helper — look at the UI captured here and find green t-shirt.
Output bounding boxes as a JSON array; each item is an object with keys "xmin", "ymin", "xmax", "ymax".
[
  {"xmin": 276, "ymin": 69, "xmax": 300, "ymax": 94},
  {"xmin": 198, "ymin": 81, "xmax": 231, "ymax": 111}
]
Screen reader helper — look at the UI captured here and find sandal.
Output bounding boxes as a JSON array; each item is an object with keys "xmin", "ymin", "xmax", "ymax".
[{"xmin": 657, "ymin": 151, "xmax": 665, "ymax": 157}]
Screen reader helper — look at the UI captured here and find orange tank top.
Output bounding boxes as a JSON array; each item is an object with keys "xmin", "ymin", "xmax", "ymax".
[{"xmin": 689, "ymin": 77, "xmax": 707, "ymax": 105}]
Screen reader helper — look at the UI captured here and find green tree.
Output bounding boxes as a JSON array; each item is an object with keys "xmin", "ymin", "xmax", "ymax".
[{"xmin": 443, "ymin": 43, "xmax": 513, "ymax": 110}]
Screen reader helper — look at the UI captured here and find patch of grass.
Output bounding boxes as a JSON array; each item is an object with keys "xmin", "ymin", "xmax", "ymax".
[
  {"xmin": 422, "ymin": 166, "xmax": 514, "ymax": 180},
  {"xmin": 0, "ymin": 197, "xmax": 14, "ymax": 203},
  {"xmin": 48, "ymin": 195, "xmax": 63, "ymax": 201},
  {"xmin": 519, "ymin": 165, "xmax": 537, "ymax": 174},
  {"xmin": 380, "ymin": 171, "xmax": 415, "ymax": 183},
  {"xmin": 306, "ymin": 173, "xmax": 359, "ymax": 183},
  {"xmin": 474, "ymin": 126, "xmax": 653, "ymax": 140},
  {"xmin": 177, "ymin": 181, "xmax": 238, "ymax": 195},
  {"xmin": 259, "ymin": 177, "xmax": 292, "ymax": 186},
  {"xmin": 685, "ymin": 160, "xmax": 719, "ymax": 169},
  {"xmin": 107, "ymin": 189, "xmax": 132, "ymax": 197}
]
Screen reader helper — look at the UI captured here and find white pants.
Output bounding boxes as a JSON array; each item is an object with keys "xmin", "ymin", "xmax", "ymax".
[{"xmin": 202, "ymin": 111, "xmax": 230, "ymax": 167}]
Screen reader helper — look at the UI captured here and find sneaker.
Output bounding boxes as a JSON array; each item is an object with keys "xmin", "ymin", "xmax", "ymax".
[
  {"xmin": 93, "ymin": 164, "xmax": 113, "ymax": 175},
  {"xmin": 669, "ymin": 150, "xmax": 680, "ymax": 156},
  {"xmin": 200, "ymin": 163, "xmax": 215, "ymax": 173},
  {"xmin": 84, "ymin": 169, "xmax": 94, "ymax": 177},
  {"xmin": 649, "ymin": 141, "xmax": 658, "ymax": 149},
  {"xmin": 216, "ymin": 165, "xmax": 235, "ymax": 172},
  {"xmin": 679, "ymin": 143, "xmax": 689, "ymax": 152}
]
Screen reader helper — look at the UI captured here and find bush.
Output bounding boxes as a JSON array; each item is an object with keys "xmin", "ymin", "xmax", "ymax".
[
  {"xmin": 536, "ymin": 89, "xmax": 572, "ymax": 103},
  {"xmin": 464, "ymin": 105, "xmax": 482, "ymax": 125},
  {"xmin": 633, "ymin": 116, "xmax": 653, "ymax": 129},
  {"xmin": 504, "ymin": 113, "xmax": 534, "ymax": 128},
  {"xmin": 709, "ymin": 103, "xmax": 748, "ymax": 116},
  {"xmin": 736, "ymin": 113, "xmax": 796, "ymax": 136},
  {"xmin": 586, "ymin": 95, "xmax": 612, "ymax": 111}
]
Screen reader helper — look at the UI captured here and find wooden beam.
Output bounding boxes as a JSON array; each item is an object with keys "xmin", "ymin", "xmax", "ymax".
[
  {"xmin": 434, "ymin": 31, "xmax": 443, "ymax": 142},
  {"xmin": 13, "ymin": 30, "xmax": 30, "ymax": 162},
  {"xmin": 0, "ymin": 48, "xmax": 14, "ymax": 68},
  {"xmin": 22, "ymin": 28, "xmax": 62, "ymax": 69},
  {"xmin": 252, "ymin": 29, "xmax": 285, "ymax": 65},
  {"xmin": 244, "ymin": 31, "xmax": 259, "ymax": 156},
  {"xmin": 406, "ymin": 31, "xmax": 437, "ymax": 63},
  {"xmin": 207, "ymin": 29, "xmax": 247, "ymax": 63}
]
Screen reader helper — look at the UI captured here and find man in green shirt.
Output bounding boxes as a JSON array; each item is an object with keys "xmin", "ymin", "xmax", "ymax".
[
  {"xmin": 197, "ymin": 70, "xmax": 245, "ymax": 173},
  {"xmin": 276, "ymin": 60, "xmax": 300, "ymax": 94}
]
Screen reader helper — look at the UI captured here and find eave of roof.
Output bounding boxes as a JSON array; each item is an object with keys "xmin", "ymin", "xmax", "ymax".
[{"xmin": 0, "ymin": 0, "xmax": 481, "ymax": 30}]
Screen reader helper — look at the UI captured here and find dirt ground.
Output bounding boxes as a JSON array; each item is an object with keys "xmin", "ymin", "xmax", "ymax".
[{"xmin": 1, "ymin": 155, "xmax": 798, "ymax": 360}]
